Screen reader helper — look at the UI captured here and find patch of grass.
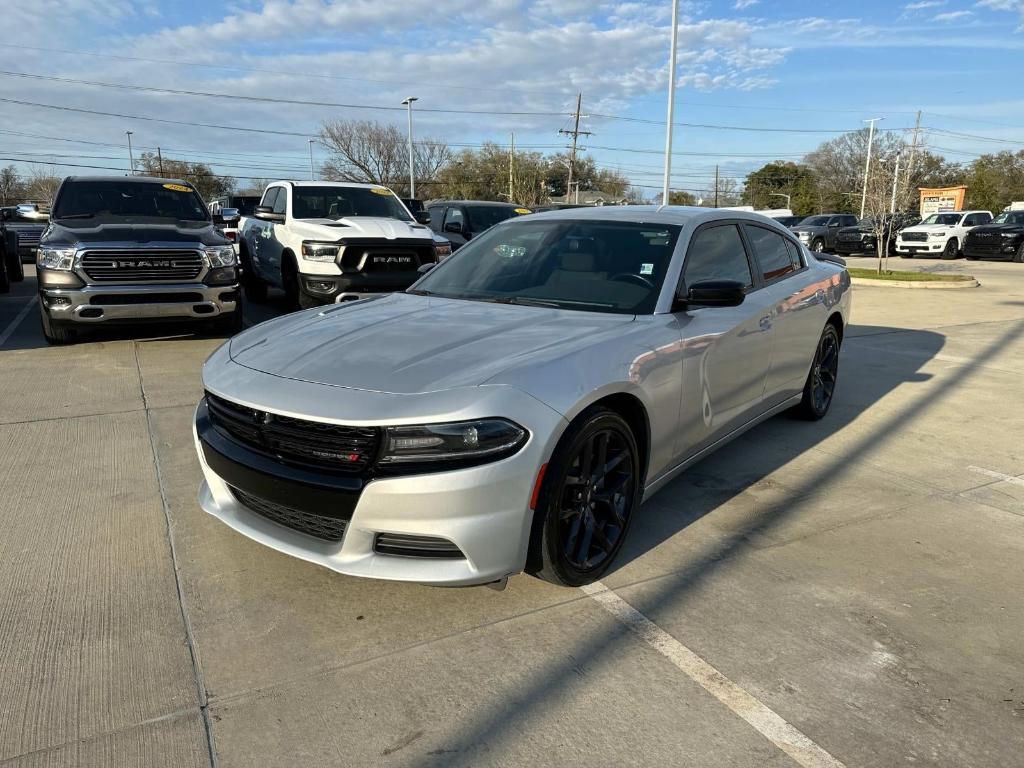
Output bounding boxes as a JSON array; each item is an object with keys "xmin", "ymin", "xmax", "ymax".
[{"xmin": 848, "ymin": 267, "xmax": 975, "ymax": 282}]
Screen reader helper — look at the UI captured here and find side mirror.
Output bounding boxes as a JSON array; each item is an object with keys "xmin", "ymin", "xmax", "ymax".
[
  {"xmin": 417, "ymin": 263, "xmax": 436, "ymax": 275},
  {"xmin": 414, "ymin": 211, "xmax": 431, "ymax": 225},
  {"xmin": 254, "ymin": 205, "xmax": 284, "ymax": 223},
  {"xmin": 444, "ymin": 220, "xmax": 464, "ymax": 235},
  {"xmin": 675, "ymin": 279, "xmax": 746, "ymax": 310}
]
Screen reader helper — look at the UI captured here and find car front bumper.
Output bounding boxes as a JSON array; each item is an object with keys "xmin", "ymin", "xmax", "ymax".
[
  {"xmin": 39, "ymin": 279, "xmax": 240, "ymax": 324},
  {"xmin": 895, "ymin": 241, "xmax": 945, "ymax": 255},
  {"xmin": 963, "ymin": 243, "xmax": 1019, "ymax": 259},
  {"xmin": 193, "ymin": 358, "xmax": 567, "ymax": 586}
]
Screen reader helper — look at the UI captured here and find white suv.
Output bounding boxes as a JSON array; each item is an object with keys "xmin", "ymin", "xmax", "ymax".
[{"xmin": 896, "ymin": 210, "xmax": 993, "ymax": 260}]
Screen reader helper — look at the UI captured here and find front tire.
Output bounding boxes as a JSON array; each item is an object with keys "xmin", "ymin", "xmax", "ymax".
[
  {"xmin": 212, "ymin": 307, "xmax": 243, "ymax": 337},
  {"xmin": 810, "ymin": 238, "xmax": 825, "ymax": 254},
  {"xmin": 941, "ymin": 238, "xmax": 959, "ymax": 260},
  {"xmin": 792, "ymin": 323, "xmax": 841, "ymax": 421},
  {"xmin": 528, "ymin": 407, "xmax": 642, "ymax": 587},
  {"xmin": 1014, "ymin": 244, "xmax": 1024, "ymax": 264},
  {"xmin": 40, "ymin": 304, "xmax": 75, "ymax": 345}
]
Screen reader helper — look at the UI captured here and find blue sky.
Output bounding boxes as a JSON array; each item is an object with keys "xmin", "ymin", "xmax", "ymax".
[{"xmin": 1, "ymin": 0, "xmax": 1022, "ymax": 197}]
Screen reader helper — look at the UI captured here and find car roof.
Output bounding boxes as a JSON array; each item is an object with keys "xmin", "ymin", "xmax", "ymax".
[
  {"xmin": 275, "ymin": 180, "xmax": 394, "ymax": 190},
  {"xmin": 64, "ymin": 175, "xmax": 193, "ymax": 186},
  {"xmin": 428, "ymin": 200, "xmax": 519, "ymax": 207},
  {"xmin": 516, "ymin": 205, "xmax": 797, "ymax": 230}
]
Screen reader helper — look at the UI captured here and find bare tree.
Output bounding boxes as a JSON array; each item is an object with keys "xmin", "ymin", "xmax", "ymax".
[
  {"xmin": 319, "ymin": 119, "xmax": 451, "ymax": 198},
  {"xmin": 22, "ymin": 168, "xmax": 62, "ymax": 205},
  {"xmin": 862, "ymin": 143, "xmax": 915, "ymax": 274},
  {"xmin": 0, "ymin": 165, "xmax": 23, "ymax": 205}
]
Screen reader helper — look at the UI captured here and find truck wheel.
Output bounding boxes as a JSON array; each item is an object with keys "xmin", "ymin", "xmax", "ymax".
[
  {"xmin": 4, "ymin": 248, "xmax": 24, "ymax": 282},
  {"xmin": 810, "ymin": 238, "xmax": 825, "ymax": 253},
  {"xmin": 213, "ymin": 307, "xmax": 244, "ymax": 336},
  {"xmin": 1014, "ymin": 244, "xmax": 1024, "ymax": 264},
  {"xmin": 298, "ymin": 290, "xmax": 322, "ymax": 310},
  {"xmin": 0, "ymin": 256, "xmax": 9, "ymax": 293},
  {"xmin": 282, "ymin": 254, "xmax": 300, "ymax": 311},
  {"xmin": 941, "ymin": 239, "xmax": 959, "ymax": 260},
  {"xmin": 40, "ymin": 305, "xmax": 75, "ymax": 344}
]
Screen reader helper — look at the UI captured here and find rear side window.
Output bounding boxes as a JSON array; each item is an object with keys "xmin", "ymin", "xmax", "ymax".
[
  {"xmin": 683, "ymin": 224, "xmax": 753, "ymax": 288},
  {"xmin": 746, "ymin": 225, "xmax": 799, "ymax": 282}
]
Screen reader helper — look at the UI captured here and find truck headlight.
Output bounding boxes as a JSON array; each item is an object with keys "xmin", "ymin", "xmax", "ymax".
[
  {"xmin": 797, "ymin": 232, "xmax": 810, "ymax": 241},
  {"xmin": 37, "ymin": 247, "xmax": 76, "ymax": 271},
  {"xmin": 302, "ymin": 242, "xmax": 340, "ymax": 262},
  {"xmin": 929, "ymin": 231, "xmax": 947, "ymax": 239},
  {"xmin": 204, "ymin": 246, "xmax": 237, "ymax": 267},
  {"xmin": 378, "ymin": 419, "xmax": 527, "ymax": 468}
]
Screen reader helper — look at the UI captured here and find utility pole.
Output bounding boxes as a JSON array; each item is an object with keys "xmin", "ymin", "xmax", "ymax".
[
  {"xmin": 308, "ymin": 139, "xmax": 315, "ymax": 181},
  {"xmin": 509, "ymin": 132, "xmax": 514, "ymax": 203},
  {"xmin": 714, "ymin": 165, "xmax": 720, "ymax": 207},
  {"xmin": 559, "ymin": 93, "xmax": 591, "ymax": 203},
  {"xmin": 661, "ymin": 0, "xmax": 680, "ymax": 206},
  {"xmin": 903, "ymin": 109, "xmax": 922, "ymax": 207},
  {"xmin": 860, "ymin": 117, "xmax": 883, "ymax": 219},
  {"xmin": 401, "ymin": 97, "xmax": 418, "ymax": 198},
  {"xmin": 889, "ymin": 151, "xmax": 902, "ymax": 214},
  {"xmin": 156, "ymin": 146, "xmax": 164, "ymax": 176},
  {"xmin": 125, "ymin": 130, "xmax": 135, "ymax": 175}
]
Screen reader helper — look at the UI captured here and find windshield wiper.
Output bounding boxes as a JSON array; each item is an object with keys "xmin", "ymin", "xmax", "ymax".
[
  {"xmin": 485, "ymin": 296, "xmax": 564, "ymax": 309},
  {"xmin": 55, "ymin": 213, "xmax": 95, "ymax": 219}
]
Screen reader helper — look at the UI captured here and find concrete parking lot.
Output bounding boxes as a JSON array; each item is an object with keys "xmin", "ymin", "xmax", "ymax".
[{"xmin": 1, "ymin": 256, "xmax": 1022, "ymax": 767}]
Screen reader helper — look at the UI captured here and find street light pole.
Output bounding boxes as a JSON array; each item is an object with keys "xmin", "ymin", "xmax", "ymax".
[
  {"xmin": 860, "ymin": 117, "xmax": 883, "ymax": 219},
  {"xmin": 308, "ymin": 139, "xmax": 315, "ymax": 180},
  {"xmin": 661, "ymin": 0, "xmax": 680, "ymax": 206},
  {"xmin": 889, "ymin": 151, "xmax": 902, "ymax": 214},
  {"xmin": 125, "ymin": 130, "xmax": 135, "ymax": 175},
  {"xmin": 401, "ymin": 97, "xmax": 418, "ymax": 198}
]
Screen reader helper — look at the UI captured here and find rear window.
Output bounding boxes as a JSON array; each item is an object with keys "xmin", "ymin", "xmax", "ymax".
[{"xmin": 52, "ymin": 180, "xmax": 208, "ymax": 222}]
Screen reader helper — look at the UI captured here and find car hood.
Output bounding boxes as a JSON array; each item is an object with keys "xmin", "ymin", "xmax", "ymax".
[
  {"xmin": 791, "ymin": 226, "xmax": 825, "ymax": 235},
  {"xmin": 288, "ymin": 216, "xmax": 434, "ymax": 241},
  {"xmin": 228, "ymin": 293, "xmax": 636, "ymax": 394},
  {"xmin": 968, "ymin": 223, "xmax": 1023, "ymax": 235},
  {"xmin": 42, "ymin": 220, "xmax": 228, "ymax": 247},
  {"xmin": 900, "ymin": 223, "xmax": 956, "ymax": 234}
]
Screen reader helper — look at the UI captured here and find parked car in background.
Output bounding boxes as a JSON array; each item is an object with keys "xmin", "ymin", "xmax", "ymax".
[
  {"xmin": 834, "ymin": 213, "xmax": 921, "ymax": 256},
  {"xmin": 896, "ymin": 210, "xmax": 993, "ymax": 259},
  {"xmin": 238, "ymin": 181, "xmax": 447, "ymax": 309},
  {"xmin": 1, "ymin": 203, "xmax": 50, "ymax": 283},
  {"xmin": 36, "ymin": 176, "xmax": 241, "ymax": 344},
  {"xmin": 772, "ymin": 215, "xmax": 804, "ymax": 228},
  {"xmin": 194, "ymin": 207, "xmax": 851, "ymax": 588},
  {"xmin": 426, "ymin": 200, "xmax": 531, "ymax": 250},
  {"xmin": 401, "ymin": 198, "xmax": 431, "ymax": 225},
  {"xmin": 963, "ymin": 210, "xmax": 1024, "ymax": 262},
  {"xmin": 791, "ymin": 214, "xmax": 859, "ymax": 253},
  {"xmin": 209, "ymin": 195, "xmax": 261, "ymax": 219}
]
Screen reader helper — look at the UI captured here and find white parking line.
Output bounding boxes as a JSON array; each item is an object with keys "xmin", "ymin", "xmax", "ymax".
[
  {"xmin": 968, "ymin": 466, "xmax": 1024, "ymax": 487},
  {"xmin": 0, "ymin": 297, "xmax": 36, "ymax": 348},
  {"xmin": 582, "ymin": 581, "xmax": 846, "ymax": 768}
]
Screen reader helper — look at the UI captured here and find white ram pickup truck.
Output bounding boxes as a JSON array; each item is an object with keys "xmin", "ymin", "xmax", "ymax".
[
  {"xmin": 896, "ymin": 210, "xmax": 993, "ymax": 260},
  {"xmin": 238, "ymin": 181, "xmax": 451, "ymax": 308}
]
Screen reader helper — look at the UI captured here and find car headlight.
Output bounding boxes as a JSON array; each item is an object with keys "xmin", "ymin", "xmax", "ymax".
[
  {"xmin": 1002, "ymin": 232, "xmax": 1018, "ymax": 238},
  {"xmin": 302, "ymin": 242, "xmax": 340, "ymax": 262},
  {"xmin": 797, "ymin": 231, "xmax": 810, "ymax": 240},
  {"xmin": 204, "ymin": 245, "xmax": 237, "ymax": 267},
  {"xmin": 433, "ymin": 243, "xmax": 452, "ymax": 260},
  {"xmin": 37, "ymin": 247, "xmax": 76, "ymax": 270},
  {"xmin": 378, "ymin": 419, "xmax": 527, "ymax": 468}
]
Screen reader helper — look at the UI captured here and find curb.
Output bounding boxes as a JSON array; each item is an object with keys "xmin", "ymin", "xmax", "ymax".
[{"xmin": 851, "ymin": 277, "xmax": 979, "ymax": 290}]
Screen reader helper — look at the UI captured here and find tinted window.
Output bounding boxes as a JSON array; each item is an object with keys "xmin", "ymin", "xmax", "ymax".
[
  {"xmin": 747, "ymin": 225, "xmax": 798, "ymax": 281},
  {"xmin": 290, "ymin": 186, "xmax": 411, "ymax": 221},
  {"xmin": 465, "ymin": 205, "xmax": 518, "ymax": 232},
  {"xmin": 801, "ymin": 216, "xmax": 830, "ymax": 226},
  {"xmin": 272, "ymin": 188, "xmax": 288, "ymax": 215},
  {"xmin": 427, "ymin": 206, "xmax": 446, "ymax": 232},
  {"xmin": 260, "ymin": 187, "xmax": 280, "ymax": 209},
  {"xmin": 784, "ymin": 239, "xmax": 804, "ymax": 269},
  {"xmin": 993, "ymin": 212, "xmax": 1024, "ymax": 225},
  {"xmin": 414, "ymin": 219, "xmax": 682, "ymax": 315},
  {"xmin": 683, "ymin": 224, "xmax": 753, "ymax": 288},
  {"xmin": 51, "ymin": 180, "xmax": 208, "ymax": 222},
  {"xmin": 443, "ymin": 207, "xmax": 464, "ymax": 228}
]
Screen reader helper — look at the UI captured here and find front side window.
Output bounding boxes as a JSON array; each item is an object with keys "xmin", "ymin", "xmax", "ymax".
[
  {"xmin": 746, "ymin": 224, "xmax": 798, "ymax": 281},
  {"xmin": 682, "ymin": 224, "xmax": 753, "ymax": 288},
  {"xmin": 51, "ymin": 180, "xmax": 208, "ymax": 222},
  {"xmin": 413, "ymin": 219, "xmax": 682, "ymax": 314},
  {"xmin": 443, "ymin": 207, "xmax": 464, "ymax": 229},
  {"xmin": 260, "ymin": 187, "xmax": 281, "ymax": 209},
  {"xmin": 289, "ymin": 186, "xmax": 411, "ymax": 221},
  {"xmin": 427, "ymin": 206, "xmax": 446, "ymax": 231}
]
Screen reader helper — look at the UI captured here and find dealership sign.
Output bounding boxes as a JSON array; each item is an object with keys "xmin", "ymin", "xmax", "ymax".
[{"xmin": 919, "ymin": 186, "xmax": 967, "ymax": 216}]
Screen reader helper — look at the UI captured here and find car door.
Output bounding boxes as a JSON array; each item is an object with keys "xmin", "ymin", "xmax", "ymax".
[
  {"xmin": 249, "ymin": 187, "xmax": 279, "ymax": 278},
  {"xmin": 674, "ymin": 221, "xmax": 776, "ymax": 460},
  {"xmin": 745, "ymin": 224, "xmax": 824, "ymax": 401},
  {"xmin": 443, "ymin": 206, "xmax": 469, "ymax": 249},
  {"xmin": 262, "ymin": 186, "xmax": 289, "ymax": 284}
]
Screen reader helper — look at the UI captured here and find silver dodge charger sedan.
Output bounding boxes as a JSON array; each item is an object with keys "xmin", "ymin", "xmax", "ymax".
[{"xmin": 194, "ymin": 207, "xmax": 851, "ymax": 588}]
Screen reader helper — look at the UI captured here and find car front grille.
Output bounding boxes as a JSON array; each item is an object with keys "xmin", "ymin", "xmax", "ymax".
[
  {"xmin": 230, "ymin": 486, "xmax": 348, "ymax": 541},
  {"xmin": 901, "ymin": 232, "xmax": 928, "ymax": 242},
  {"xmin": 206, "ymin": 392, "xmax": 381, "ymax": 475},
  {"xmin": 80, "ymin": 249, "xmax": 204, "ymax": 282}
]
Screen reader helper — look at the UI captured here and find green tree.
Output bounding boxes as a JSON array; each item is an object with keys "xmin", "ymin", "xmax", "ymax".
[
  {"xmin": 963, "ymin": 150, "xmax": 1024, "ymax": 213},
  {"xmin": 668, "ymin": 190, "xmax": 697, "ymax": 206},
  {"xmin": 742, "ymin": 161, "xmax": 817, "ymax": 215}
]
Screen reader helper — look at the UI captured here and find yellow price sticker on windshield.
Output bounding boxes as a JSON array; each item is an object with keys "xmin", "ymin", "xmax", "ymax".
[
  {"xmin": 370, "ymin": 187, "xmax": 392, "ymax": 195},
  {"xmin": 514, "ymin": 208, "xmax": 532, "ymax": 214},
  {"xmin": 163, "ymin": 183, "xmax": 192, "ymax": 193}
]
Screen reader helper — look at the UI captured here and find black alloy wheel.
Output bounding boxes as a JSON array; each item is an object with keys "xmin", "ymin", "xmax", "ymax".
[
  {"xmin": 811, "ymin": 238, "xmax": 825, "ymax": 253},
  {"xmin": 941, "ymin": 238, "xmax": 959, "ymax": 260},
  {"xmin": 793, "ymin": 323, "xmax": 840, "ymax": 421},
  {"xmin": 1015, "ymin": 244, "xmax": 1024, "ymax": 264},
  {"xmin": 530, "ymin": 408, "xmax": 641, "ymax": 586}
]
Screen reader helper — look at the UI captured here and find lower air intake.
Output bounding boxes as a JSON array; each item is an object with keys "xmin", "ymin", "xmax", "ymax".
[
  {"xmin": 374, "ymin": 533, "xmax": 465, "ymax": 559},
  {"xmin": 230, "ymin": 487, "xmax": 347, "ymax": 542}
]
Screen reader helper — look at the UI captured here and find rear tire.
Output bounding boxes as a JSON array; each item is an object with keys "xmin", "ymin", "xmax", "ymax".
[
  {"xmin": 1014, "ymin": 244, "xmax": 1024, "ymax": 264},
  {"xmin": 792, "ymin": 323, "xmax": 841, "ymax": 421},
  {"xmin": 941, "ymin": 238, "xmax": 959, "ymax": 260},
  {"xmin": 528, "ymin": 407, "xmax": 642, "ymax": 587},
  {"xmin": 40, "ymin": 304, "xmax": 75, "ymax": 345},
  {"xmin": 4, "ymin": 248, "xmax": 24, "ymax": 282}
]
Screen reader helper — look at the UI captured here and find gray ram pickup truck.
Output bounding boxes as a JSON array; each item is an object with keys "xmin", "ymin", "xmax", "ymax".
[{"xmin": 37, "ymin": 176, "xmax": 241, "ymax": 344}]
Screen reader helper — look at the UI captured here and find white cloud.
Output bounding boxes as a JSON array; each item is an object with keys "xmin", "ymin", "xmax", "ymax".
[
  {"xmin": 734, "ymin": 0, "xmax": 760, "ymax": 9},
  {"xmin": 933, "ymin": 9, "xmax": 974, "ymax": 20},
  {"xmin": 903, "ymin": 0, "xmax": 947, "ymax": 10}
]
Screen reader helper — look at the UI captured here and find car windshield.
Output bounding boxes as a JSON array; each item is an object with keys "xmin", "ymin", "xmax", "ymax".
[
  {"xmin": 800, "ymin": 216, "xmax": 830, "ymax": 226},
  {"xmin": 411, "ymin": 219, "xmax": 681, "ymax": 315},
  {"xmin": 921, "ymin": 213, "xmax": 961, "ymax": 225},
  {"xmin": 52, "ymin": 180, "xmax": 209, "ymax": 222},
  {"xmin": 993, "ymin": 212, "xmax": 1024, "ymax": 225},
  {"xmin": 466, "ymin": 205, "xmax": 524, "ymax": 231},
  {"xmin": 291, "ymin": 186, "xmax": 411, "ymax": 221}
]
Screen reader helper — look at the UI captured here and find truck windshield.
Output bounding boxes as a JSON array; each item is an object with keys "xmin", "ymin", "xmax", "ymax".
[
  {"xmin": 52, "ymin": 180, "xmax": 209, "ymax": 222},
  {"xmin": 921, "ymin": 214, "xmax": 961, "ymax": 225},
  {"xmin": 291, "ymin": 186, "xmax": 411, "ymax": 221},
  {"xmin": 800, "ymin": 216, "xmax": 830, "ymax": 226},
  {"xmin": 993, "ymin": 212, "xmax": 1024, "ymax": 225}
]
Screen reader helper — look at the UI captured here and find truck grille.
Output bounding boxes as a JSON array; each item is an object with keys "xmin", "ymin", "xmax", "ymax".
[
  {"xmin": 80, "ymin": 249, "xmax": 204, "ymax": 282},
  {"xmin": 901, "ymin": 232, "xmax": 928, "ymax": 242},
  {"xmin": 839, "ymin": 232, "xmax": 863, "ymax": 242},
  {"xmin": 341, "ymin": 239, "xmax": 436, "ymax": 273},
  {"xmin": 230, "ymin": 486, "xmax": 348, "ymax": 541},
  {"xmin": 206, "ymin": 393, "xmax": 380, "ymax": 475}
]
